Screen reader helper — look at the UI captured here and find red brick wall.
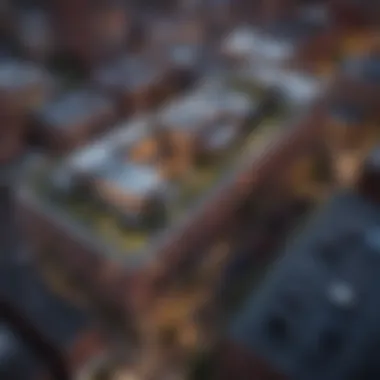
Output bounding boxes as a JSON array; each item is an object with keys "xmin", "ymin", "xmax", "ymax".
[{"xmin": 15, "ymin": 193, "xmax": 131, "ymax": 313}]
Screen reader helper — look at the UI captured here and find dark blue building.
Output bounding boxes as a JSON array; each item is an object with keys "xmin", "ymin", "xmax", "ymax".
[
  {"xmin": 228, "ymin": 189, "xmax": 380, "ymax": 380},
  {"xmin": 342, "ymin": 55, "xmax": 380, "ymax": 84}
]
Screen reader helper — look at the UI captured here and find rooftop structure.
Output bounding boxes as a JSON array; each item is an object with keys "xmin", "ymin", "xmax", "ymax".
[{"xmin": 16, "ymin": 66, "xmax": 324, "ymax": 330}]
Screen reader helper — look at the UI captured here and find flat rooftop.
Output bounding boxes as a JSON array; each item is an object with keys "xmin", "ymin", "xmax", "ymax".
[{"xmin": 230, "ymin": 190, "xmax": 380, "ymax": 380}]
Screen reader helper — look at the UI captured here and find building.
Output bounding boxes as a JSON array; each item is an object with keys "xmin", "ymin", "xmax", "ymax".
[
  {"xmin": 0, "ymin": 185, "xmax": 104, "ymax": 380},
  {"xmin": 0, "ymin": 59, "xmax": 54, "ymax": 162},
  {"xmin": 220, "ymin": 147, "xmax": 380, "ymax": 380},
  {"xmin": 33, "ymin": 87, "xmax": 117, "ymax": 152},
  {"xmin": 93, "ymin": 54, "xmax": 174, "ymax": 115},
  {"xmin": 16, "ymin": 67, "xmax": 323, "ymax": 325},
  {"xmin": 14, "ymin": 8, "xmax": 55, "ymax": 62},
  {"xmin": 335, "ymin": 47, "xmax": 380, "ymax": 107},
  {"xmin": 50, "ymin": 0, "xmax": 131, "ymax": 68},
  {"xmin": 222, "ymin": 3, "xmax": 337, "ymax": 74}
]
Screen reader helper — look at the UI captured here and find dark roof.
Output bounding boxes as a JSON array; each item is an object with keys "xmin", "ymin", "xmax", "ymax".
[
  {"xmin": 328, "ymin": 102, "xmax": 366, "ymax": 125},
  {"xmin": 362, "ymin": 57, "xmax": 380, "ymax": 82},
  {"xmin": 341, "ymin": 56, "xmax": 380, "ymax": 83},
  {"xmin": 38, "ymin": 88, "xmax": 114, "ymax": 129},
  {"xmin": 266, "ymin": 18, "xmax": 322, "ymax": 42},
  {"xmin": 229, "ymin": 190, "xmax": 380, "ymax": 380}
]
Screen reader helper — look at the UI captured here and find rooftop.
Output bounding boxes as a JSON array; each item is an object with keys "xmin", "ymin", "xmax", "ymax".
[
  {"xmin": 229, "ymin": 190, "xmax": 380, "ymax": 380},
  {"xmin": 159, "ymin": 82, "xmax": 253, "ymax": 130},
  {"xmin": 168, "ymin": 43, "xmax": 201, "ymax": 68},
  {"xmin": 265, "ymin": 17, "xmax": 324, "ymax": 42},
  {"xmin": 329, "ymin": 102, "xmax": 366, "ymax": 125},
  {"xmin": 95, "ymin": 55, "xmax": 163, "ymax": 90},
  {"xmin": 242, "ymin": 65, "xmax": 323, "ymax": 104},
  {"xmin": 17, "ymin": 9, "xmax": 53, "ymax": 49},
  {"xmin": 38, "ymin": 88, "xmax": 114, "ymax": 130},
  {"xmin": 66, "ymin": 116, "xmax": 151, "ymax": 173},
  {"xmin": 0, "ymin": 60, "xmax": 47, "ymax": 90},
  {"xmin": 97, "ymin": 162, "xmax": 166, "ymax": 198},
  {"xmin": 341, "ymin": 55, "xmax": 380, "ymax": 83},
  {"xmin": 222, "ymin": 25, "xmax": 295, "ymax": 63}
]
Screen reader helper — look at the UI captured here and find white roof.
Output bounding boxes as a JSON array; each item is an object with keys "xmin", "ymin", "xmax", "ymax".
[
  {"xmin": 245, "ymin": 65, "xmax": 321, "ymax": 104},
  {"xmin": 67, "ymin": 116, "xmax": 151, "ymax": 173},
  {"xmin": 206, "ymin": 123, "xmax": 237, "ymax": 150},
  {"xmin": 278, "ymin": 71, "xmax": 322, "ymax": 103},
  {"xmin": 160, "ymin": 94, "xmax": 218, "ymax": 130},
  {"xmin": 170, "ymin": 44, "xmax": 200, "ymax": 67},
  {"xmin": 223, "ymin": 26, "xmax": 294, "ymax": 62},
  {"xmin": 222, "ymin": 26, "xmax": 260, "ymax": 56},
  {"xmin": 160, "ymin": 83, "xmax": 253, "ymax": 129},
  {"xmin": 0, "ymin": 60, "xmax": 46, "ymax": 90},
  {"xmin": 255, "ymin": 37, "xmax": 294, "ymax": 62},
  {"xmin": 40, "ymin": 89, "xmax": 113, "ymax": 129},
  {"xmin": 103, "ymin": 163, "xmax": 163, "ymax": 197}
]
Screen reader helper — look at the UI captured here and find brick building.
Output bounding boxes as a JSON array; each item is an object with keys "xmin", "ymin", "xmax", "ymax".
[{"xmin": 0, "ymin": 184, "xmax": 102, "ymax": 379}]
